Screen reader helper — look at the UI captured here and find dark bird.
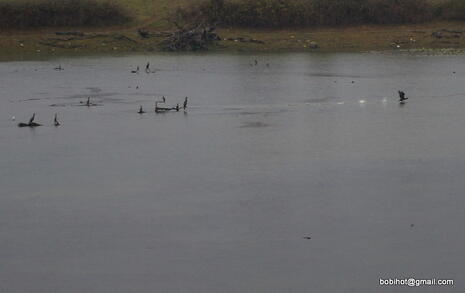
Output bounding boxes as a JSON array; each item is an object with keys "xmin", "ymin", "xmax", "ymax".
[
  {"xmin": 86, "ymin": 96, "xmax": 91, "ymax": 106},
  {"xmin": 145, "ymin": 62, "xmax": 150, "ymax": 73},
  {"xmin": 131, "ymin": 66, "xmax": 139, "ymax": 74},
  {"xmin": 254, "ymin": 59, "xmax": 258, "ymax": 66},
  {"xmin": 162, "ymin": 96, "xmax": 166, "ymax": 103},
  {"xmin": 303, "ymin": 236, "xmax": 312, "ymax": 240},
  {"xmin": 18, "ymin": 113, "xmax": 41, "ymax": 127},
  {"xmin": 183, "ymin": 97, "xmax": 188, "ymax": 110},
  {"xmin": 54, "ymin": 65, "xmax": 64, "ymax": 71},
  {"xmin": 29, "ymin": 113, "xmax": 35, "ymax": 125},
  {"xmin": 138, "ymin": 105, "xmax": 145, "ymax": 114},
  {"xmin": 175, "ymin": 103, "xmax": 180, "ymax": 112},
  {"xmin": 54, "ymin": 113, "xmax": 60, "ymax": 126},
  {"xmin": 398, "ymin": 91, "xmax": 408, "ymax": 102}
]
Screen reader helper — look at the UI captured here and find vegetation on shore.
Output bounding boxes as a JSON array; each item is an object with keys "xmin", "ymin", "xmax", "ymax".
[
  {"xmin": 2, "ymin": 0, "xmax": 465, "ymax": 57},
  {"xmin": 181, "ymin": 0, "xmax": 465, "ymax": 28},
  {"xmin": 0, "ymin": 0, "xmax": 130, "ymax": 29}
]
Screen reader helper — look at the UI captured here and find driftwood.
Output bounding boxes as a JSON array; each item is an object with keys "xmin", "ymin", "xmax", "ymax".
[
  {"xmin": 160, "ymin": 26, "xmax": 221, "ymax": 51},
  {"xmin": 18, "ymin": 122, "xmax": 41, "ymax": 127},
  {"xmin": 432, "ymin": 29, "xmax": 463, "ymax": 39}
]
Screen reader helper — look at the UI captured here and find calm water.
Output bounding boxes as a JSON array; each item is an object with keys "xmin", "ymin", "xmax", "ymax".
[{"xmin": 1, "ymin": 53, "xmax": 464, "ymax": 292}]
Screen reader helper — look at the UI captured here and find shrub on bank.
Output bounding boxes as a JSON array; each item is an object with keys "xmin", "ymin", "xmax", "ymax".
[
  {"xmin": 186, "ymin": 0, "xmax": 434, "ymax": 28},
  {"xmin": 439, "ymin": 0, "xmax": 465, "ymax": 20},
  {"xmin": 0, "ymin": 0, "xmax": 131, "ymax": 29}
]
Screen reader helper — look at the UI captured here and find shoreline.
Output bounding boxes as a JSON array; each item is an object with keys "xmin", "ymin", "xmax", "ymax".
[{"xmin": 2, "ymin": 21, "xmax": 465, "ymax": 60}]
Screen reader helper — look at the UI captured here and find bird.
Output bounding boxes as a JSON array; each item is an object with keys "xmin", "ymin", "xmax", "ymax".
[
  {"xmin": 131, "ymin": 66, "xmax": 139, "ymax": 74},
  {"xmin": 183, "ymin": 97, "xmax": 188, "ymax": 110},
  {"xmin": 175, "ymin": 103, "xmax": 180, "ymax": 112},
  {"xmin": 162, "ymin": 96, "xmax": 166, "ymax": 103},
  {"xmin": 398, "ymin": 91, "xmax": 408, "ymax": 103},
  {"xmin": 145, "ymin": 62, "xmax": 150, "ymax": 73},
  {"xmin": 18, "ymin": 113, "xmax": 41, "ymax": 127},
  {"xmin": 254, "ymin": 59, "xmax": 258, "ymax": 66},
  {"xmin": 29, "ymin": 113, "xmax": 35, "ymax": 125},
  {"xmin": 54, "ymin": 113, "xmax": 60, "ymax": 126},
  {"xmin": 303, "ymin": 236, "xmax": 312, "ymax": 240},
  {"xmin": 138, "ymin": 105, "xmax": 145, "ymax": 114},
  {"xmin": 86, "ymin": 96, "xmax": 91, "ymax": 106},
  {"xmin": 54, "ymin": 65, "xmax": 64, "ymax": 71}
]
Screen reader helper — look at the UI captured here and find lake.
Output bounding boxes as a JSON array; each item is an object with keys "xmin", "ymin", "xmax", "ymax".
[{"xmin": 0, "ymin": 52, "xmax": 464, "ymax": 292}]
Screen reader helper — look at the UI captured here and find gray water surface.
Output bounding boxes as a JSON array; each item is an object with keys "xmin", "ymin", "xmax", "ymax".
[{"xmin": 1, "ymin": 53, "xmax": 464, "ymax": 292}]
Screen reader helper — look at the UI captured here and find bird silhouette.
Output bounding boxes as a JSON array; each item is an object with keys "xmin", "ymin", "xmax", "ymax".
[
  {"xmin": 183, "ymin": 97, "xmax": 188, "ymax": 110},
  {"xmin": 398, "ymin": 91, "xmax": 408, "ymax": 102},
  {"xmin": 54, "ymin": 113, "xmax": 60, "ymax": 126}
]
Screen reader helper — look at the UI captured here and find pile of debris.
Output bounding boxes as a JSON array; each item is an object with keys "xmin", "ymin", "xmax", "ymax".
[
  {"xmin": 431, "ymin": 29, "xmax": 464, "ymax": 39},
  {"xmin": 159, "ymin": 26, "xmax": 221, "ymax": 51}
]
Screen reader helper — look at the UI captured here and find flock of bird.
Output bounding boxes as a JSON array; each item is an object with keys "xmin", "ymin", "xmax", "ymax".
[
  {"xmin": 16, "ymin": 61, "xmax": 190, "ymax": 128},
  {"xmin": 16, "ymin": 95, "xmax": 189, "ymax": 128},
  {"xmin": 14, "ymin": 59, "xmax": 409, "ymax": 128}
]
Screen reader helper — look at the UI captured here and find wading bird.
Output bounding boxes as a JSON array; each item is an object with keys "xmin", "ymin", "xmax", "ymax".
[
  {"xmin": 54, "ymin": 113, "xmax": 60, "ymax": 126},
  {"xmin": 183, "ymin": 97, "xmax": 188, "ymax": 110},
  {"xmin": 18, "ymin": 113, "xmax": 41, "ymax": 127}
]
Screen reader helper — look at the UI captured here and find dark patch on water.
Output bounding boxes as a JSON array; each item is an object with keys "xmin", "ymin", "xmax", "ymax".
[{"xmin": 239, "ymin": 121, "xmax": 269, "ymax": 128}]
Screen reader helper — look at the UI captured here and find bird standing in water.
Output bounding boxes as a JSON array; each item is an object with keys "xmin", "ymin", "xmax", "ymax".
[
  {"xmin": 54, "ymin": 113, "xmax": 60, "ymax": 126},
  {"xmin": 183, "ymin": 97, "xmax": 188, "ymax": 110},
  {"xmin": 398, "ymin": 91, "xmax": 408, "ymax": 103},
  {"xmin": 18, "ymin": 113, "xmax": 41, "ymax": 127},
  {"xmin": 138, "ymin": 105, "xmax": 145, "ymax": 114},
  {"xmin": 145, "ymin": 62, "xmax": 150, "ymax": 73},
  {"xmin": 29, "ymin": 113, "xmax": 35, "ymax": 125},
  {"xmin": 86, "ymin": 97, "xmax": 91, "ymax": 106},
  {"xmin": 131, "ymin": 66, "xmax": 139, "ymax": 74}
]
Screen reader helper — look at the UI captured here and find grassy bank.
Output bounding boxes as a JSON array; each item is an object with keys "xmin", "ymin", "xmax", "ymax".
[{"xmin": 2, "ymin": 0, "xmax": 465, "ymax": 58}]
